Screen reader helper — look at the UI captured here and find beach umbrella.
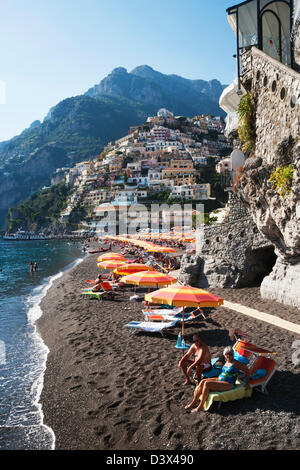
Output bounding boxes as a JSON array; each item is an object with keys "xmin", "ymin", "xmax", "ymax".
[
  {"xmin": 97, "ymin": 260, "xmax": 127, "ymax": 270},
  {"xmin": 113, "ymin": 263, "xmax": 157, "ymax": 276},
  {"xmin": 97, "ymin": 252, "xmax": 126, "ymax": 262},
  {"xmin": 120, "ymin": 271, "xmax": 177, "ymax": 289},
  {"xmin": 145, "ymin": 286, "xmax": 223, "ymax": 338},
  {"xmin": 146, "ymin": 246, "xmax": 177, "ymax": 253}
]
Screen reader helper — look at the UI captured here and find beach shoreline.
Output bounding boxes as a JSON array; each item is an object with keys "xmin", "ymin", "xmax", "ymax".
[{"xmin": 36, "ymin": 250, "xmax": 300, "ymax": 450}]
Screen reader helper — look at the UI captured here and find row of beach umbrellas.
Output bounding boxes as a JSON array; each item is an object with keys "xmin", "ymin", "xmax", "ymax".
[{"xmin": 95, "ymin": 251, "xmax": 223, "ymax": 340}]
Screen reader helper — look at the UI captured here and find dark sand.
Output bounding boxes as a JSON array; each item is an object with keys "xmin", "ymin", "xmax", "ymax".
[{"xmin": 37, "ymin": 251, "xmax": 300, "ymax": 450}]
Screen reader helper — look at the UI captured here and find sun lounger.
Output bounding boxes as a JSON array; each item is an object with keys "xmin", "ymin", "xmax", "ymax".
[
  {"xmin": 201, "ymin": 380, "xmax": 253, "ymax": 411},
  {"xmin": 142, "ymin": 307, "xmax": 183, "ymax": 317},
  {"xmin": 246, "ymin": 356, "xmax": 277, "ymax": 394},
  {"xmin": 142, "ymin": 309, "xmax": 198, "ymax": 323},
  {"xmin": 82, "ymin": 291, "xmax": 107, "ymax": 300},
  {"xmin": 82, "ymin": 281, "xmax": 118, "ymax": 300},
  {"xmin": 201, "ymin": 353, "xmax": 277, "ymax": 410},
  {"xmin": 125, "ymin": 319, "xmax": 179, "ymax": 335}
]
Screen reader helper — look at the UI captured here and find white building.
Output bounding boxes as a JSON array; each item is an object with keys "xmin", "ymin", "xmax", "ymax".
[{"xmin": 157, "ymin": 108, "xmax": 174, "ymax": 119}]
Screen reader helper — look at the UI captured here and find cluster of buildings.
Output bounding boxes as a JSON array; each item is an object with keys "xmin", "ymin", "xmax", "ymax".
[{"xmin": 51, "ymin": 109, "xmax": 233, "ymax": 227}]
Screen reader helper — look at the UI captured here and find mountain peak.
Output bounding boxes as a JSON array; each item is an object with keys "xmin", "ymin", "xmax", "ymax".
[
  {"xmin": 110, "ymin": 67, "xmax": 128, "ymax": 75},
  {"xmin": 131, "ymin": 65, "xmax": 154, "ymax": 74}
]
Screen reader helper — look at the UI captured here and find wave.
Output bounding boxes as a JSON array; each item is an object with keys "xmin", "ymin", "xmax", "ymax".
[{"xmin": 24, "ymin": 255, "xmax": 85, "ymax": 450}]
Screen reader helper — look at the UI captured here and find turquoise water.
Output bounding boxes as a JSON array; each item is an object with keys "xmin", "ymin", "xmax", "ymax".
[{"xmin": 0, "ymin": 238, "xmax": 85, "ymax": 449}]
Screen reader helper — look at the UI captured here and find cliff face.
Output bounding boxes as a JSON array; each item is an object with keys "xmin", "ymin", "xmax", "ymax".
[
  {"xmin": 0, "ymin": 144, "xmax": 66, "ymax": 227},
  {"xmin": 86, "ymin": 65, "xmax": 227, "ymax": 117},
  {"xmin": 236, "ymin": 47, "xmax": 300, "ymax": 307}
]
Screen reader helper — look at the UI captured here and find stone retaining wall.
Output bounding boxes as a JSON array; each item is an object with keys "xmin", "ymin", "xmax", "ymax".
[
  {"xmin": 242, "ymin": 47, "xmax": 300, "ymax": 165},
  {"xmin": 179, "ymin": 193, "xmax": 274, "ymax": 289}
]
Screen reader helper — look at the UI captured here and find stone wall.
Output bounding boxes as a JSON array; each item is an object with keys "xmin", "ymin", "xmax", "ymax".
[
  {"xmin": 237, "ymin": 47, "xmax": 300, "ymax": 308},
  {"xmin": 179, "ymin": 193, "xmax": 275, "ymax": 289},
  {"xmin": 242, "ymin": 47, "xmax": 300, "ymax": 165}
]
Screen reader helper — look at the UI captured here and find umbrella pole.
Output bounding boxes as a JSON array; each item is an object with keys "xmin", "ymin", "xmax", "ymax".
[{"xmin": 182, "ymin": 306, "xmax": 185, "ymax": 338}]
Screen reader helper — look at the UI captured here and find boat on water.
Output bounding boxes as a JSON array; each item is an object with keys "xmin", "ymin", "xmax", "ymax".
[{"xmin": 3, "ymin": 229, "xmax": 48, "ymax": 241}]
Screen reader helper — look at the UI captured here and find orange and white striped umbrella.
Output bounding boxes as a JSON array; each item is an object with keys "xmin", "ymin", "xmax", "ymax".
[
  {"xmin": 97, "ymin": 252, "xmax": 126, "ymax": 262},
  {"xmin": 145, "ymin": 286, "xmax": 223, "ymax": 337},
  {"xmin": 146, "ymin": 246, "xmax": 177, "ymax": 253},
  {"xmin": 97, "ymin": 260, "xmax": 127, "ymax": 270},
  {"xmin": 113, "ymin": 263, "xmax": 157, "ymax": 275},
  {"xmin": 120, "ymin": 271, "xmax": 177, "ymax": 287},
  {"xmin": 145, "ymin": 286, "xmax": 223, "ymax": 308}
]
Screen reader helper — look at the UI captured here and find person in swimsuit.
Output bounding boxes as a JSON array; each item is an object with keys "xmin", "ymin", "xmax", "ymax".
[
  {"xmin": 185, "ymin": 346, "xmax": 250, "ymax": 412},
  {"xmin": 92, "ymin": 275, "xmax": 104, "ymax": 292},
  {"xmin": 178, "ymin": 333, "xmax": 212, "ymax": 385}
]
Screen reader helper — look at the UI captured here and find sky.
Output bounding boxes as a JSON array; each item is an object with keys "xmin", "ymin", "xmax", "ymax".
[{"xmin": 0, "ymin": 0, "xmax": 238, "ymax": 142}]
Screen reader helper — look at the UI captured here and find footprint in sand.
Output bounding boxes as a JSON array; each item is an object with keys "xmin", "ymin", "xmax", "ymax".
[
  {"xmin": 93, "ymin": 425, "xmax": 107, "ymax": 436},
  {"xmin": 70, "ymin": 384, "xmax": 82, "ymax": 391},
  {"xmin": 153, "ymin": 424, "xmax": 164, "ymax": 436},
  {"xmin": 107, "ymin": 400, "xmax": 122, "ymax": 409},
  {"xmin": 125, "ymin": 377, "xmax": 136, "ymax": 386}
]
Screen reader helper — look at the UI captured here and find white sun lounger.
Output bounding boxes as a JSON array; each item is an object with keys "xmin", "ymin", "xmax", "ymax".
[
  {"xmin": 142, "ymin": 307, "xmax": 183, "ymax": 317},
  {"xmin": 125, "ymin": 320, "xmax": 179, "ymax": 335},
  {"xmin": 142, "ymin": 311, "xmax": 197, "ymax": 322}
]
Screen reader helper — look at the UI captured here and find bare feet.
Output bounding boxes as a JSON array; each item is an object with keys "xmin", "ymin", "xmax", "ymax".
[
  {"xmin": 185, "ymin": 401, "xmax": 197, "ymax": 410},
  {"xmin": 191, "ymin": 405, "xmax": 204, "ymax": 413},
  {"xmin": 183, "ymin": 379, "xmax": 192, "ymax": 386},
  {"xmin": 185, "ymin": 404, "xmax": 193, "ymax": 410},
  {"xmin": 191, "ymin": 407, "xmax": 200, "ymax": 413}
]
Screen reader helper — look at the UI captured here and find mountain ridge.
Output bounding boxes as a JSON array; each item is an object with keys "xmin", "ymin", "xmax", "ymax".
[{"xmin": 0, "ymin": 65, "xmax": 226, "ymax": 229}]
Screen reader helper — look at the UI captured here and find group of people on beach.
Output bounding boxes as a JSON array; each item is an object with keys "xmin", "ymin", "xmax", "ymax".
[
  {"xmin": 178, "ymin": 333, "xmax": 250, "ymax": 412},
  {"xmin": 29, "ymin": 261, "xmax": 38, "ymax": 273}
]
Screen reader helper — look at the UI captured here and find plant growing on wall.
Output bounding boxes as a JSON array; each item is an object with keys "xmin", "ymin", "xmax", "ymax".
[
  {"xmin": 237, "ymin": 92, "xmax": 256, "ymax": 155},
  {"xmin": 269, "ymin": 164, "xmax": 294, "ymax": 198}
]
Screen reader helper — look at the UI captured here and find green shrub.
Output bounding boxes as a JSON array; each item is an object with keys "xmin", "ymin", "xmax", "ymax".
[
  {"xmin": 269, "ymin": 164, "xmax": 294, "ymax": 198},
  {"xmin": 237, "ymin": 92, "xmax": 256, "ymax": 155}
]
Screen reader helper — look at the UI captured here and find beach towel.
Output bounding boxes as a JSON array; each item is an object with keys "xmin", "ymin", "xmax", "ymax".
[
  {"xmin": 202, "ymin": 382, "xmax": 253, "ymax": 411},
  {"xmin": 234, "ymin": 351, "xmax": 250, "ymax": 364},
  {"xmin": 249, "ymin": 369, "xmax": 267, "ymax": 380}
]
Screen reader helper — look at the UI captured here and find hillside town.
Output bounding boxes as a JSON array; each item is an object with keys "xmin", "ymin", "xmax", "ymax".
[{"xmin": 51, "ymin": 108, "xmax": 233, "ymax": 233}]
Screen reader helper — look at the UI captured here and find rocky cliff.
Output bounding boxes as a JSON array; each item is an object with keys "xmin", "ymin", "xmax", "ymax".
[
  {"xmin": 236, "ymin": 48, "xmax": 300, "ymax": 308},
  {"xmin": 86, "ymin": 65, "xmax": 226, "ymax": 117}
]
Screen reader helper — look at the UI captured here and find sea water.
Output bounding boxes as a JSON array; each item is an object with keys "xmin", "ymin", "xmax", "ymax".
[{"xmin": 0, "ymin": 238, "xmax": 85, "ymax": 450}]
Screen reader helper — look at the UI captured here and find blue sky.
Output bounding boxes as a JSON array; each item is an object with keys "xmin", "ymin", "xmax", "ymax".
[{"xmin": 0, "ymin": 0, "xmax": 237, "ymax": 141}]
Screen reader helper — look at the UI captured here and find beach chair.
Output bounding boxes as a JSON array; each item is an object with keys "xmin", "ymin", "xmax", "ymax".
[
  {"xmin": 82, "ymin": 281, "xmax": 118, "ymax": 300},
  {"xmin": 246, "ymin": 356, "xmax": 277, "ymax": 394},
  {"xmin": 201, "ymin": 340, "xmax": 278, "ymax": 410},
  {"xmin": 142, "ymin": 308, "xmax": 200, "ymax": 323},
  {"xmin": 200, "ymin": 381, "xmax": 253, "ymax": 411},
  {"xmin": 142, "ymin": 307, "xmax": 183, "ymax": 317},
  {"xmin": 202, "ymin": 356, "xmax": 278, "ymax": 411},
  {"xmin": 125, "ymin": 319, "xmax": 179, "ymax": 336}
]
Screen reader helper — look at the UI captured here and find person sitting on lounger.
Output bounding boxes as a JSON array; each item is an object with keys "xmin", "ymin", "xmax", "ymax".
[
  {"xmin": 92, "ymin": 275, "xmax": 104, "ymax": 292},
  {"xmin": 178, "ymin": 333, "xmax": 212, "ymax": 385},
  {"xmin": 184, "ymin": 346, "xmax": 250, "ymax": 412}
]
